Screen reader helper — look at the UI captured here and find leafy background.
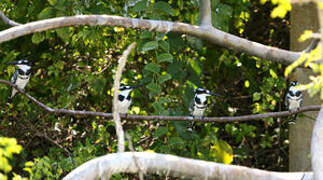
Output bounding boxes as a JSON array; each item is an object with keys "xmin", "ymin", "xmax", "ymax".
[{"xmin": 0, "ymin": 0, "xmax": 291, "ymax": 179}]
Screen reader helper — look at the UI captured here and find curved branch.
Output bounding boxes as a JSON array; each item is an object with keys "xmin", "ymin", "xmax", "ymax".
[
  {"xmin": 0, "ymin": 11, "xmax": 21, "ymax": 26},
  {"xmin": 112, "ymin": 42, "xmax": 136, "ymax": 152},
  {"xmin": 0, "ymin": 14, "xmax": 311, "ymax": 64},
  {"xmin": 63, "ymin": 152, "xmax": 312, "ymax": 180},
  {"xmin": 0, "ymin": 79, "xmax": 321, "ymax": 122}
]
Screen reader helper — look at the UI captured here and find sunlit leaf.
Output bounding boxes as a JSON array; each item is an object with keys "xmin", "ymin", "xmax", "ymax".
[
  {"xmin": 141, "ymin": 41, "xmax": 158, "ymax": 52},
  {"xmin": 32, "ymin": 33, "xmax": 45, "ymax": 44}
]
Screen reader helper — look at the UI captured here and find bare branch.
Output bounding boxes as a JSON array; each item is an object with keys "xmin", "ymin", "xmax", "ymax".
[
  {"xmin": 63, "ymin": 152, "xmax": 312, "ymax": 180},
  {"xmin": 311, "ymin": 108, "xmax": 323, "ymax": 180},
  {"xmin": 112, "ymin": 42, "xmax": 136, "ymax": 152},
  {"xmin": 0, "ymin": 79, "xmax": 321, "ymax": 123},
  {"xmin": 125, "ymin": 132, "xmax": 144, "ymax": 180},
  {"xmin": 199, "ymin": 0, "xmax": 212, "ymax": 27},
  {"xmin": 0, "ymin": 15, "xmax": 312, "ymax": 64},
  {"xmin": 0, "ymin": 11, "xmax": 21, "ymax": 26}
]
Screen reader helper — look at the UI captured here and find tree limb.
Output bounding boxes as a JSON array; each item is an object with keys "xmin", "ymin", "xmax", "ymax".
[
  {"xmin": 311, "ymin": 108, "xmax": 323, "ymax": 180},
  {"xmin": 199, "ymin": 0, "xmax": 212, "ymax": 27},
  {"xmin": 0, "ymin": 14, "xmax": 315, "ymax": 64},
  {"xmin": 112, "ymin": 42, "xmax": 136, "ymax": 152},
  {"xmin": 63, "ymin": 152, "xmax": 312, "ymax": 180},
  {"xmin": 0, "ymin": 79, "xmax": 321, "ymax": 122},
  {"xmin": 0, "ymin": 11, "xmax": 21, "ymax": 26}
]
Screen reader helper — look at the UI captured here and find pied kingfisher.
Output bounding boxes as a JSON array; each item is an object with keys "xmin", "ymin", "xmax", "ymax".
[
  {"xmin": 7, "ymin": 60, "xmax": 31, "ymax": 99},
  {"xmin": 189, "ymin": 87, "xmax": 221, "ymax": 118},
  {"xmin": 115, "ymin": 84, "xmax": 141, "ymax": 115},
  {"xmin": 284, "ymin": 81, "xmax": 303, "ymax": 124}
]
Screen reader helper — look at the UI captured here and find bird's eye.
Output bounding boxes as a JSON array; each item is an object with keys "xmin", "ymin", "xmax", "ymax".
[
  {"xmin": 289, "ymin": 90, "xmax": 294, "ymax": 96},
  {"xmin": 296, "ymin": 91, "xmax": 301, "ymax": 97}
]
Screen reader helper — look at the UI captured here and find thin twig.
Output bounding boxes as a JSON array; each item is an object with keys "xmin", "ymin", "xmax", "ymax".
[
  {"xmin": 112, "ymin": 42, "xmax": 136, "ymax": 152},
  {"xmin": 126, "ymin": 132, "xmax": 144, "ymax": 180},
  {"xmin": 0, "ymin": 11, "xmax": 21, "ymax": 26},
  {"xmin": 0, "ymin": 79, "xmax": 321, "ymax": 122}
]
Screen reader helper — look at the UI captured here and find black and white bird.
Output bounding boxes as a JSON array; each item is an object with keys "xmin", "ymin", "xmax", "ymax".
[
  {"xmin": 7, "ymin": 60, "xmax": 31, "ymax": 99},
  {"xmin": 189, "ymin": 87, "xmax": 221, "ymax": 118},
  {"xmin": 284, "ymin": 81, "xmax": 303, "ymax": 124},
  {"xmin": 115, "ymin": 84, "xmax": 141, "ymax": 115}
]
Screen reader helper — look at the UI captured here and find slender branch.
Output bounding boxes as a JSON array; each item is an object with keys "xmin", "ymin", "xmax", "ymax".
[
  {"xmin": 0, "ymin": 11, "xmax": 21, "ymax": 26},
  {"xmin": 0, "ymin": 79, "xmax": 321, "ymax": 123},
  {"xmin": 199, "ymin": 0, "xmax": 212, "ymax": 27},
  {"xmin": 112, "ymin": 42, "xmax": 136, "ymax": 152},
  {"xmin": 0, "ymin": 14, "xmax": 315, "ymax": 64},
  {"xmin": 63, "ymin": 152, "xmax": 312, "ymax": 180},
  {"xmin": 125, "ymin": 132, "xmax": 144, "ymax": 180}
]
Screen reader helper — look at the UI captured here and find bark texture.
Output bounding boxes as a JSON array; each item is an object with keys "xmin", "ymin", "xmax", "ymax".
[{"xmin": 289, "ymin": 1, "xmax": 320, "ymax": 172}]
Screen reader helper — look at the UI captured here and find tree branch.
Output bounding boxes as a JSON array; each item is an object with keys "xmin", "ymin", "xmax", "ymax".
[
  {"xmin": 0, "ymin": 79, "xmax": 321, "ymax": 123},
  {"xmin": 0, "ymin": 11, "xmax": 21, "ymax": 26},
  {"xmin": 311, "ymin": 108, "xmax": 323, "ymax": 180},
  {"xmin": 0, "ymin": 14, "xmax": 314, "ymax": 64},
  {"xmin": 199, "ymin": 0, "xmax": 212, "ymax": 27},
  {"xmin": 112, "ymin": 42, "xmax": 136, "ymax": 152},
  {"xmin": 63, "ymin": 152, "xmax": 312, "ymax": 180}
]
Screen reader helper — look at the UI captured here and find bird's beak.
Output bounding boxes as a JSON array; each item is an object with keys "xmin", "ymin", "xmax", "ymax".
[
  {"xmin": 210, "ymin": 92, "xmax": 222, "ymax": 97},
  {"xmin": 131, "ymin": 84, "xmax": 143, "ymax": 89},
  {"xmin": 6, "ymin": 61, "xmax": 18, "ymax": 65}
]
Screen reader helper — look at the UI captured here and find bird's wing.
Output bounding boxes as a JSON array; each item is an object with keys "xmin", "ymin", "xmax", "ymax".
[
  {"xmin": 300, "ymin": 93, "xmax": 304, "ymax": 107},
  {"xmin": 189, "ymin": 98, "xmax": 195, "ymax": 115},
  {"xmin": 10, "ymin": 71, "xmax": 18, "ymax": 84},
  {"xmin": 284, "ymin": 92, "xmax": 289, "ymax": 108}
]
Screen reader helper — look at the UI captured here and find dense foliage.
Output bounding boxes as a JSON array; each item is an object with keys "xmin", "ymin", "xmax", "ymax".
[{"xmin": 0, "ymin": 0, "xmax": 291, "ymax": 179}]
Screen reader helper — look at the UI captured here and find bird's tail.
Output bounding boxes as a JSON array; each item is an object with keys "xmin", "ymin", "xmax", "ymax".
[
  {"xmin": 288, "ymin": 114, "xmax": 297, "ymax": 124},
  {"xmin": 188, "ymin": 121, "xmax": 196, "ymax": 132}
]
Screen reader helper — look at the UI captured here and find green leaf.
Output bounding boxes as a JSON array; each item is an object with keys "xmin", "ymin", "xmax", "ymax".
[
  {"xmin": 140, "ymin": 31, "xmax": 154, "ymax": 39},
  {"xmin": 153, "ymin": 127, "xmax": 168, "ymax": 138},
  {"xmin": 154, "ymin": 1, "xmax": 174, "ymax": 15},
  {"xmin": 167, "ymin": 61, "xmax": 186, "ymax": 80},
  {"xmin": 157, "ymin": 53, "xmax": 173, "ymax": 63},
  {"xmin": 48, "ymin": 0, "xmax": 57, "ymax": 6},
  {"xmin": 141, "ymin": 41, "xmax": 158, "ymax": 52},
  {"xmin": 152, "ymin": 102, "xmax": 164, "ymax": 112},
  {"xmin": 32, "ymin": 33, "xmax": 45, "ymax": 44},
  {"xmin": 146, "ymin": 82, "xmax": 162, "ymax": 95},
  {"xmin": 38, "ymin": 7, "xmax": 56, "ymax": 19},
  {"xmin": 56, "ymin": 28, "xmax": 69, "ymax": 42},
  {"xmin": 158, "ymin": 73, "xmax": 172, "ymax": 83},
  {"xmin": 169, "ymin": 137, "xmax": 184, "ymax": 146},
  {"xmin": 253, "ymin": 92, "xmax": 261, "ymax": 101},
  {"xmin": 159, "ymin": 40, "xmax": 169, "ymax": 52},
  {"xmin": 144, "ymin": 63, "xmax": 160, "ymax": 73},
  {"xmin": 210, "ymin": 140, "xmax": 233, "ymax": 164},
  {"xmin": 131, "ymin": 0, "xmax": 148, "ymax": 12}
]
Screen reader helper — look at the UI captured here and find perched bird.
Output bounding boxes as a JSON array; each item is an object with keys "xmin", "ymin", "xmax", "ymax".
[
  {"xmin": 7, "ymin": 60, "xmax": 31, "ymax": 99},
  {"xmin": 189, "ymin": 87, "xmax": 221, "ymax": 118},
  {"xmin": 115, "ymin": 84, "xmax": 141, "ymax": 115},
  {"xmin": 284, "ymin": 81, "xmax": 303, "ymax": 124}
]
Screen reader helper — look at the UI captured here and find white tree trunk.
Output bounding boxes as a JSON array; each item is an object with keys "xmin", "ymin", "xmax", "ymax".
[{"xmin": 63, "ymin": 152, "xmax": 312, "ymax": 180}]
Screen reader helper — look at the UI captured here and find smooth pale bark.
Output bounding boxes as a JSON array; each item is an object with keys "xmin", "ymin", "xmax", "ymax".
[
  {"xmin": 289, "ymin": 2, "xmax": 320, "ymax": 172},
  {"xmin": 311, "ymin": 1, "xmax": 323, "ymax": 179},
  {"xmin": 112, "ymin": 42, "xmax": 136, "ymax": 152},
  {"xmin": 63, "ymin": 152, "xmax": 312, "ymax": 180},
  {"xmin": 311, "ymin": 108, "xmax": 323, "ymax": 180},
  {"xmin": 0, "ymin": 15, "xmax": 304, "ymax": 64}
]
